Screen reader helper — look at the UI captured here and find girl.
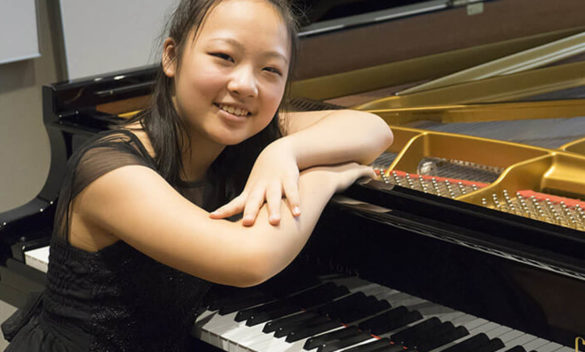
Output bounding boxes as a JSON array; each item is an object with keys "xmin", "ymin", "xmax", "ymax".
[{"xmin": 3, "ymin": 0, "xmax": 392, "ymax": 350}]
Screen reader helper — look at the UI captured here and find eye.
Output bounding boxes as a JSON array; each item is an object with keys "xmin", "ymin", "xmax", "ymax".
[
  {"xmin": 210, "ymin": 52, "xmax": 234, "ymax": 63},
  {"xmin": 263, "ymin": 67, "xmax": 283, "ymax": 76}
]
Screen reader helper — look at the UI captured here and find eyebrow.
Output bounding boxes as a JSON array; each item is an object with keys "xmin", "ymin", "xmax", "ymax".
[{"xmin": 209, "ymin": 38, "xmax": 289, "ymax": 63}]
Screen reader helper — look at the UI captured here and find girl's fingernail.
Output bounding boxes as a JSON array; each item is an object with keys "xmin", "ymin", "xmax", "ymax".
[{"xmin": 293, "ymin": 207, "xmax": 301, "ymax": 216}]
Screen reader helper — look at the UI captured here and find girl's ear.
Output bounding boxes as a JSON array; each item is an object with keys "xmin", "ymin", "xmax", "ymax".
[{"xmin": 162, "ymin": 38, "xmax": 178, "ymax": 78}]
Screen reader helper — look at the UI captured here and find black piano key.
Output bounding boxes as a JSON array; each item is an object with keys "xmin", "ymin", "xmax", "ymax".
[
  {"xmin": 369, "ymin": 344, "xmax": 405, "ymax": 352},
  {"xmin": 218, "ymin": 293, "xmax": 272, "ymax": 315},
  {"xmin": 253, "ymin": 283, "xmax": 349, "ymax": 328},
  {"xmin": 235, "ymin": 281, "xmax": 336, "ymax": 322},
  {"xmin": 263, "ymin": 311, "xmax": 318, "ymax": 333},
  {"xmin": 343, "ymin": 338, "xmax": 391, "ymax": 352},
  {"xmin": 504, "ymin": 347, "xmax": 527, "ymax": 352},
  {"xmin": 235, "ymin": 292, "xmax": 299, "ymax": 322},
  {"xmin": 475, "ymin": 338, "xmax": 505, "ymax": 352},
  {"xmin": 319, "ymin": 292, "xmax": 366, "ymax": 317},
  {"xmin": 245, "ymin": 304, "xmax": 300, "ymax": 326},
  {"xmin": 359, "ymin": 306, "xmax": 407, "ymax": 331},
  {"xmin": 342, "ymin": 298, "xmax": 391, "ymax": 323},
  {"xmin": 276, "ymin": 315, "xmax": 331, "ymax": 338},
  {"xmin": 360, "ymin": 307, "xmax": 423, "ymax": 335},
  {"xmin": 235, "ymin": 301, "xmax": 276, "ymax": 322},
  {"xmin": 318, "ymin": 332, "xmax": 375, "ymax": 352},
  {"xmin": 210, "ymin": 288, "xmax": 265, "ymax": 311},
  {"xmin": 264, "ymin": 285, "xmax": 348, "ymax": 334},
  {"xmin": 278, "ymin": 294, "xmax": 385, "ymax": 338},
  {"xmin": 304, "ymin": 326, "xmax": 361, "ymax": 350},
  {"xmin": 290, "ymin": 282, "xmax": 350, "ymax": 308},
  {"xmin": 404, "ymin": 322, "xmax": 455, "ymax": 349},
  {"xmin": 390, "ymin": 317, "xmax": 441, "ymax": 345},
  {"xmin": 441, "ymin": 333, "xmax": 491, "ymax": 352},
  {"xmin": 285, "ymin": 320, "xmax": 342, "ymax": 343},
  {"xmin": 414, "ymin": 325, "xmax": 469, "ymax": 352}
]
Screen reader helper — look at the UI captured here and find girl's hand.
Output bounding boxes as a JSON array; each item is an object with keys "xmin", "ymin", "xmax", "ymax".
[
  {"xmin": 210, "ymin": 139, "xmax": 301, "ymax": 226},
  {"xmin": 304, "ymin": 162, "xmax": 376, "ymax": 194}
]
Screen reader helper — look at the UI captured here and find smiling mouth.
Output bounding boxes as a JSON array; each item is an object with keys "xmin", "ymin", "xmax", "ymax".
[{"xmin": 215, "ymin": 103, "xmax": 251, "ymax": 117}]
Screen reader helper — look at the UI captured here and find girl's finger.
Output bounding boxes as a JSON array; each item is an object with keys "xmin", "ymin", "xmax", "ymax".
[
  {"xmin": 282, "ymin": 179, "xmax": 301, "ymax": 217},
  {"xmin": 242, "ymin": 187, "xmax": 266, "ymax": 226},
  {"xmin": 360, "ymin": 166, "xmax": 377, "ymax": 179},
  {"xmin": 209, "ymin": 195, "xmax": 245, "ymax": 219},
  {"xmin": 265, "ymin": 181, "xmax": 282, "ymax": 225}
]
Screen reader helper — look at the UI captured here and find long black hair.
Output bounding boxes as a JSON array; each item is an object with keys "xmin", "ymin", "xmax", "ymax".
[{"xmin": 129, "ymin": 0, "xmax": 300, "ymax": 201}]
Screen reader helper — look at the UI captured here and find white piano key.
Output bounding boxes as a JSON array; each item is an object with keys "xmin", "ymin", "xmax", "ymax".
[
  {"xmin": 522, "ymin": 337, "xmax": 556, "ymax": 351},
  {"xmin": 497, "ymin": 329, "xmax": 526, "ymax": 344},
  {"xmin": 460, "ymin": 317, "xmax": 491, "ymax": 331},
  {"xmin": 484, "ymin": 325, "xmax": 513, "ymax": 339},
  {"xmin": 504, "ymin": 333, "xmax": 539, "ymax": 348},
  {"xmin": 537, "ymin": 341, "xmax": 574, "ymax": 352}
]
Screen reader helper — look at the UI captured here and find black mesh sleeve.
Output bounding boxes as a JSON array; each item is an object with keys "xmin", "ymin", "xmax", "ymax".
[{"xmin": 52, "ymin": 130, "xmax": 157, "ymax": 242}]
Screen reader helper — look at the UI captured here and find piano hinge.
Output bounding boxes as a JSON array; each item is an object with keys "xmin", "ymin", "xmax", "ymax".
[
  {"xmin": 449, "ymin": 0, "xmax": 484, "ymax": 6},
  {"xmin": 449, "ymin": 0, "xmax": 486, "ymax": 15}
]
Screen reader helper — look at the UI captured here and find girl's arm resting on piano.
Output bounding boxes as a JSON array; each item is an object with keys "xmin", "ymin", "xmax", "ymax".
[
  {"xmin": 72, "ymin": 162, "xmax": 374, "ymax": 288},
  {"xmin": 211, "ymin": 109, "xmax": 393, "ymax": 225}
]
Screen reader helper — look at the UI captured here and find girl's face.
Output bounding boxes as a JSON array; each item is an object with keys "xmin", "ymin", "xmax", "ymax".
[{"xmin": 164, "ymin": 0, "xmax": 290, "ymax": 147}]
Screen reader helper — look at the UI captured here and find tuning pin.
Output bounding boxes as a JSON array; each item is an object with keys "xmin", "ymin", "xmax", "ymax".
[
  {"xmin": 391, "ymin": 171, "xmax": 401, "ymax": 185},
  {"xmin": 560, "ymin": 202, "xmax": 579, "ymax": 229},
  {"xmin": 431, "ymin": 177, "xmax": 441, "ymax": 196},
  {"xmin": 405, "ymin": 173, "xmax": 416, "ymax": 189},
  {"xmin": 418, "ymin": 175, "xmax": 428, "ymax": 193},
  {"xmin": 492, "ymin": 193, "xmax": 501, "ymax": 209},
  {"xmin": 530, "ymin": 196, "xmax": 548, "ymax": 222},
  {"xmin": 457, "ymin": 182, "xmax": 466, "ymax": 196},
  {"xmin": 502, "ymin": 190, "xmax": 518, "ymax": 215},
  {"xmin": 544, "ymin": 199, "xmax": 563, "ymax": 225},
  {"xmin": 516, "ymin": 193, "xmax": 532, "ymax": 218},
  {"xmin": 444, "ymin": 180, "xmax": 456, "ymax": 198},
  {"xmin": 380, "ymin": 171, "xmax": 390, "ymax": 184},
  {"xmin": 558, "ymin": 202, "xmax": 576, "ymax": 228}
]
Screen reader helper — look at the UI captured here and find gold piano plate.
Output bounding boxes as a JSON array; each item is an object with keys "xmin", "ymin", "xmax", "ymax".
[
  {"xmin": 560, "ymin": 136, "xmax": 585, "ymax": 156},
  {"xmin": 370, "ymin": 98, "xmax": 585, "ymax": 126},
  {"xmin": 353, "ymin": 60, "xmax": 585, "ymax": 110},
  {"xmin": 379, "ymin": 127, "xmax": 585, "ymax": 231}
]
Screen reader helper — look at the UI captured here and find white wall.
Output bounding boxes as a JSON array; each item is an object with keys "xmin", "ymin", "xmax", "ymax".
[
  {"xmin": 0, "ymin": 0, "xmax": 40, "ymax": 64},
  {"xmin": 0, "ymin": 1, "xmax": 180, "ymax": 212},
  {"xmin": 0, "ymin": 0, "xmax": 57, "ymax": 213},
  {"xmin": 60, "ymin": 0, "xmax": 179, "ymax": 79}
]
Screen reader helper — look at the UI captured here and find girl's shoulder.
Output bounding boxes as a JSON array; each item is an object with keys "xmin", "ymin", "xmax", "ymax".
[{"xmin": 65, "ymin": 127, "xmax": 158, "ymax": 198}]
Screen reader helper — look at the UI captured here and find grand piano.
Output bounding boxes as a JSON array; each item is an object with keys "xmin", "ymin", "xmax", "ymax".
[{"xmin": 1, "ymin": 0, "xmax": 585, "ymax": 351}]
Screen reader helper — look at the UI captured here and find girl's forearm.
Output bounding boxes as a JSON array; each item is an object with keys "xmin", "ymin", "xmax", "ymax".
[
  {"xmin": 232, "ymin": 168, "xmax": 337, "ymax": 285},
  {"xmin": 282, "ymin": 110, "xmax": 393, "ymax": 170}
]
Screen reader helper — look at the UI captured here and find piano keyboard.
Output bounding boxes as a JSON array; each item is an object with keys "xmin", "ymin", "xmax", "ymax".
[
  {"xmin": 20, "ymin": 247, "xmax": 572, "ymax": 352},
  {"xmin": 193, "ymin": 275, "xmax": 571, "ymax": 352}
]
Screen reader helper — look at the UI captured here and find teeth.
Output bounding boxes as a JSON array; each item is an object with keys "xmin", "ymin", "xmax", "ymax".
[{"xmin": 218, "ymin": 104, "xmax": 249, "ymax": 117}]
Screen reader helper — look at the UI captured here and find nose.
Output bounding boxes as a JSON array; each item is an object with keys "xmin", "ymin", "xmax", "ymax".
[{"xmin": 227, "ymin": 66, "xmax": 258, "ymax": 98}]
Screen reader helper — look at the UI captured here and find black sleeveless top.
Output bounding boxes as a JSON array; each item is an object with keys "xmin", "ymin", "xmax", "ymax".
[{"xmin": 3, "ymin": 130, "xmax": 220, "ymax": 351}]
